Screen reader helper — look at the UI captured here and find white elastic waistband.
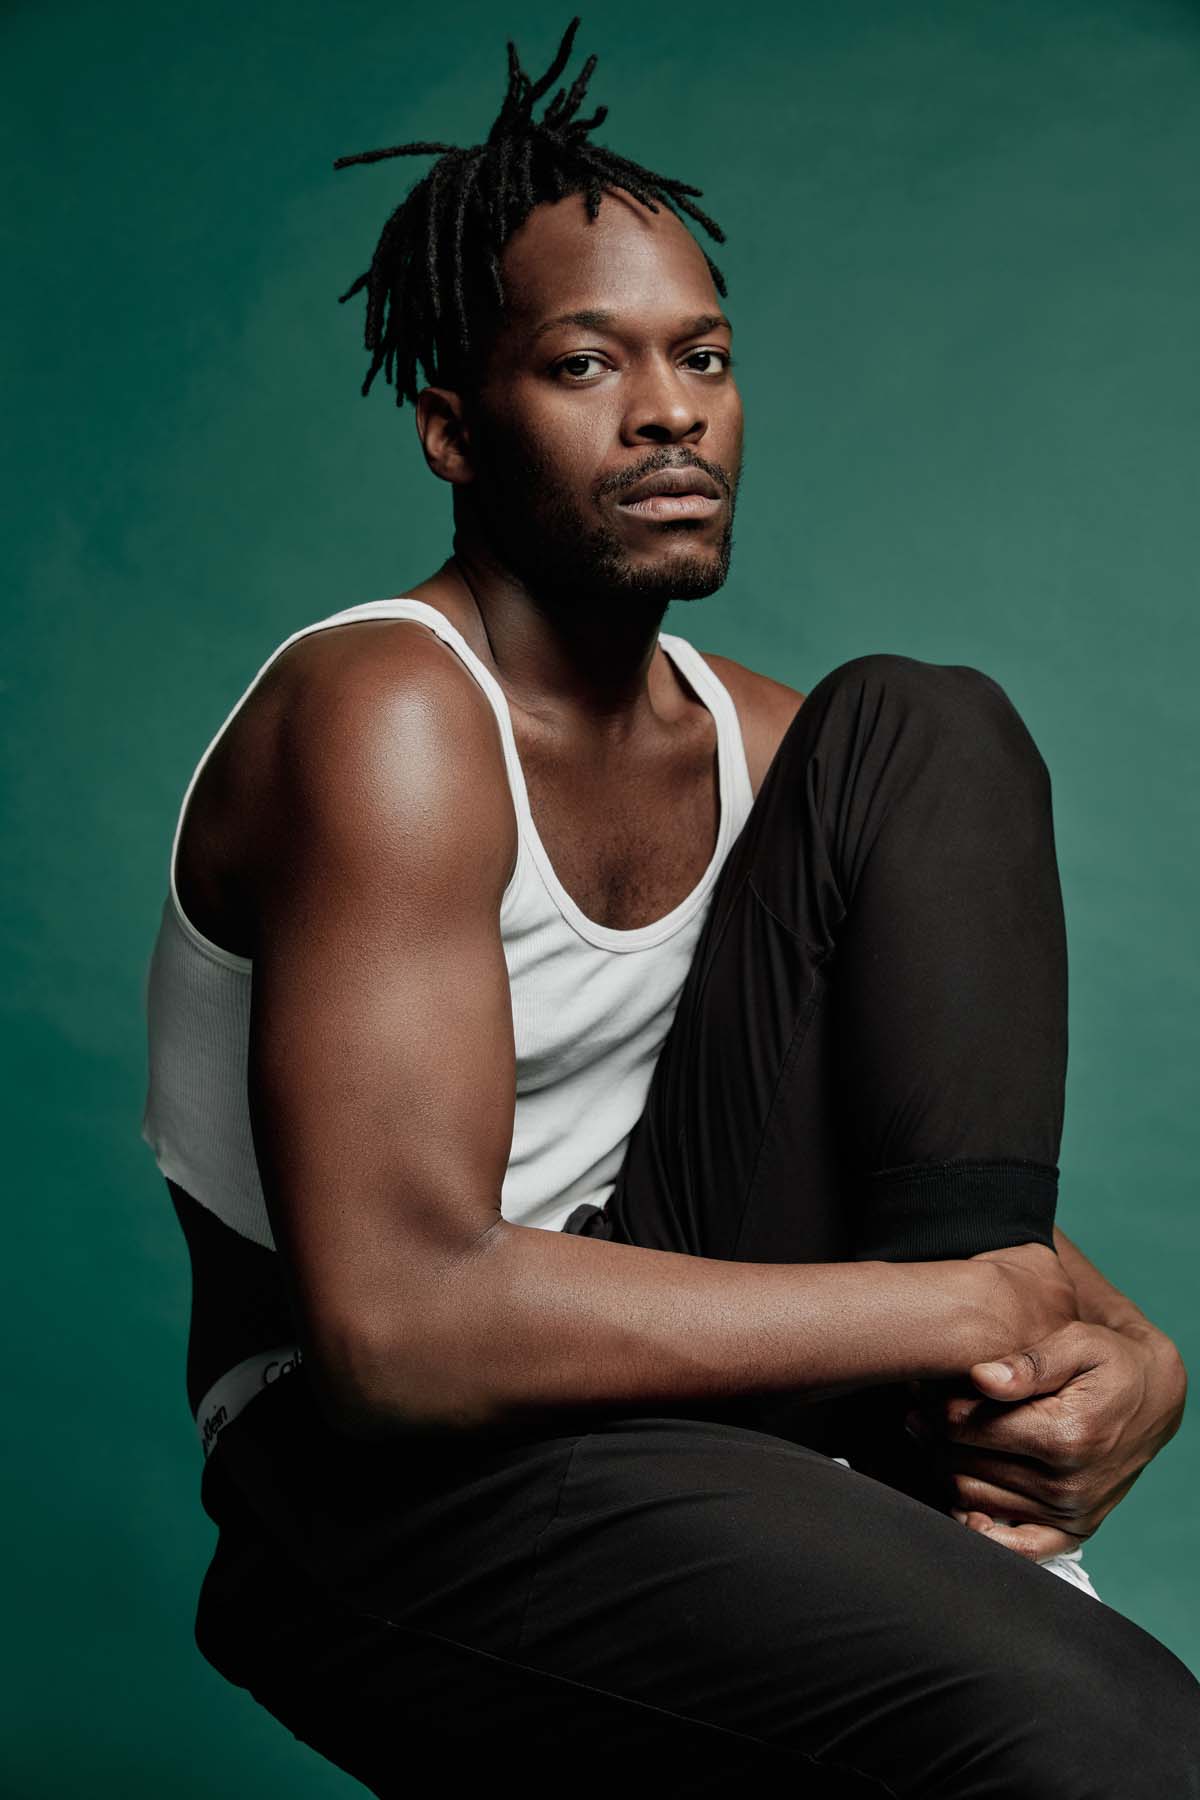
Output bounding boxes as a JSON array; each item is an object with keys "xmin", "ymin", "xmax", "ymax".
[{"xmin": 194, "ymin": 1343, "xmax": 303, "ymax": 1460}]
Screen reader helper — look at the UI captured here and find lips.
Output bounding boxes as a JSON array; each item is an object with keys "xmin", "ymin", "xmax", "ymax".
[{"xmin": 615, "ymin": 465, "xmax": 725, "ymax": 522}]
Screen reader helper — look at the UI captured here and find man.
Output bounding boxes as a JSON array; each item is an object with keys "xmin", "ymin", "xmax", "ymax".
[{"xmin": 142, "ymin": 18, "xmax": 1198, "ymax": 1795}]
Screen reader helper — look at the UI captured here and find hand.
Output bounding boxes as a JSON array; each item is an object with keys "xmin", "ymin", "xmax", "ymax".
[
  {"xmin": 968, "ymin": 1240, "xmax": 1080, "ymax": 1350},
  {"xmin": 905, "ymin": 1319, "xmax": 1188, "ymax": 1562}
]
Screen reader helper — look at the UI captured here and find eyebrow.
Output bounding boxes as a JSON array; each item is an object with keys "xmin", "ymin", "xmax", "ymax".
[{"xmin": 528, "ymin": 308, "xmax": 733, "ymax": 345}]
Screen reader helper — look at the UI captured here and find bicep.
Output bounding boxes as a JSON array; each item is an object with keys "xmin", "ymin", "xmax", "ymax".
[{"xmin": 244, "ymin": 646, "xmax": 516, "ymax": 1419}]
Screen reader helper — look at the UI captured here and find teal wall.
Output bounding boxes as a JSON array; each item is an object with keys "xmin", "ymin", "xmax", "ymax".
[{"xmin": 5, "ymin": 0, "xmax": 1198, "ymax": 1790}]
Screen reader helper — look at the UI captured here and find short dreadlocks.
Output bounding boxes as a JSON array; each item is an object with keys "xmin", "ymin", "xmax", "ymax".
[{"xmin": 332, "ymin": 15, "xmax": 728, "ymax": 407}]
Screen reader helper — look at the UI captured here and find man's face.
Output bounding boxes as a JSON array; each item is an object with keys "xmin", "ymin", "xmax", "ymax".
[{"xmin": 458, "ymin": 186, "xmax": 743, "ymax": 609}]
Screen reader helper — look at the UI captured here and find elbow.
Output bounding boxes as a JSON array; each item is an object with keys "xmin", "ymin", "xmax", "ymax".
[{"xmin": 304, "ymin": 1312, "xmax": 501, "ymax": 1444}]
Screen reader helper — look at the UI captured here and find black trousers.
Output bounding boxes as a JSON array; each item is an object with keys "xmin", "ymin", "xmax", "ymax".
[{"xmin": 194, "ymin": 654, "xmax": 1200, "ymax": 1797}]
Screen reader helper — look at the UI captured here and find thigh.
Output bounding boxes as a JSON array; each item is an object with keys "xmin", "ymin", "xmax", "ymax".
[
  {"xmin": 196, "ymin": 1383, "xmax": 862, "ymax": 1793},
  {"xmin": 196, "ymin": 1396, "xmax": 1200, "ymax": 1798}
]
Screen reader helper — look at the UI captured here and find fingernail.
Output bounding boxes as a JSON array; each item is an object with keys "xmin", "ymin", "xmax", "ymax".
[
  {"xmin": 976, "ymin": 1361, "xmax": 1014, "ymax": 1384},
  {"xmin": 951, "ymin": 1509, "xmax": 968, "ymax": 1524}
]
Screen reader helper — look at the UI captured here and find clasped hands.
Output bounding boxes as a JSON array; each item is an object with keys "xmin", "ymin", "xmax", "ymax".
[{"xmin": 904, "ymin": 1261, "xmax": 1188, "ymax": 1564}]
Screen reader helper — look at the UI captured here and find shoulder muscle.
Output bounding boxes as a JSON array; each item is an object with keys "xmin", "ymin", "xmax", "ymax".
[{"xmin": 245, "ymin": 617, "xmax": 516, "ymax": 933}]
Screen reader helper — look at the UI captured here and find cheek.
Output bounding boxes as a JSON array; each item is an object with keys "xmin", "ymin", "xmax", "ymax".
[
  {"xmin": 522, "ymin": 392, "xmax": 612, "ymax": 485},
  {"xmin": 474, "ymin": 373, "xmax": 621, "ymax": 522},
  {"xmin": 723, "ymin": 390, "xmax": 745, "ymax": 452},
  {"xmin": 505, "ymin": 366, "xmax": 613, "ymax": 449},
  {"xmin": 499, "ymin": 414, "xmax": 609, "ymax": 518}
]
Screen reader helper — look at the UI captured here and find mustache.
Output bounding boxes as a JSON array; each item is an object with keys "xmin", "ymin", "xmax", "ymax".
[{"xmin": 599, "ymin": 451, "xmax": 734, "ymax": 502}]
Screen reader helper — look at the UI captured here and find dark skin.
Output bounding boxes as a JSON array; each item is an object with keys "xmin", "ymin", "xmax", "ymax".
[{"xmin": 170, "ymin": 185, "xmax": 1185, "ymax": 1564}]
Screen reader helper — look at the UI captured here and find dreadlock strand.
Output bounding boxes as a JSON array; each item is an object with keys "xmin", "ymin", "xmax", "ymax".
[
  {"xmin": 332, "ymin": 140, "xmax": 458, "ymax": 171},
  {"xmin": 541, "ymin": 86, "xmax": 569, "ymax": 130},
  {"xmin": 525, "ymin": 16, "xmax": 580, "ymax": 105},
  {"xmin": 514, "ymin": 131, "xmax": 535, "ymax": 214},
  {"xmin": 358, "ymin": 338, "xmax": 388, "ymax": 399},
  {"xmin": 421, "ymin": 155, "xmax": 453, "ymax": 338},
  {"xmin": 564, "ymin": 104, "xmax": 607, "ymax": 138},
  {"xmin": 702, "ymin": 251, "xmax": 729, "ymax": 298},
  {"xmin": 660, "ymin": 189, "xmax": 727, "ymax": 244},
  {"xmin": 449, "ymin": 153, "xmax": 485, "ymax": 367},
  {"xmin": 362, "ymin": 189, "xmax": 423, "ymax": 351},
  {"xmin": 557, "ymin": 52, "xmax": 598, "ymax": 128},
  {"xmin": 336, "ymin": 270, "xmax": 369, "ymax": 306},
  {"xmin": 532, "ymin": 128, "xmax": 567, "ymax": 201},
  {"xmin": 562, "ymin": 141, "xmax": 660, "ymax": 214},
  {"xmin": 580, "ymin": 141, "xmax": 727, "ymax": 243},
  {"xmin": 585, "ymin": 142, "xmax": 708, "ymax": 205},
  {"xmin": 486, "ymin": 244, "xmax": 506, "ymax": 311}
]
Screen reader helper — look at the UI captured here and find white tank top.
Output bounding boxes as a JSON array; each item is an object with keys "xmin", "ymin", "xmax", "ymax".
[{"xmin": 140, "ymin": 597, "xmax": 756, "ymax": 1249}]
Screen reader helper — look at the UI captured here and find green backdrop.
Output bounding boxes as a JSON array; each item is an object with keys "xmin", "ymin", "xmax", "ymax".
[{"xmin": 4, "ymin": 0, "xmax": 1198, "ymax": 1790}]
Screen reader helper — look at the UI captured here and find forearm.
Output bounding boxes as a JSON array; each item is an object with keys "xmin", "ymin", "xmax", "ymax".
[{"xmin": 338, "ymin": 1223, "xmax": 1047, "ymax": 1441}]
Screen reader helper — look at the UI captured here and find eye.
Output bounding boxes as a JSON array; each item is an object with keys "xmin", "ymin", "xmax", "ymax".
[
  {"xmin": 554, "ymin": 352, "xmax": 610, "ymax": 381},
  {"xmin": 683, "ymin": 348, "xmax": 734, "ymax": 374}
]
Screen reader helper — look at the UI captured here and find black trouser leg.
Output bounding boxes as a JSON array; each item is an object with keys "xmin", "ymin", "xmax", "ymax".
[{"xmin": 587, "ymin": 653, "xmax": 1068, "ymax": 1483}]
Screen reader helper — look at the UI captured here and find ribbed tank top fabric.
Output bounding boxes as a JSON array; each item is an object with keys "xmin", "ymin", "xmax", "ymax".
[{"xmin": 140, "ymin": 597, "xmax": 756, "ymax": 1250}]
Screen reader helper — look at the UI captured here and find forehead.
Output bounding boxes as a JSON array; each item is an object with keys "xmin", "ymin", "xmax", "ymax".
[{"xmin": 496, "ymin": 187, "xmax": 724, "ymax": 339}]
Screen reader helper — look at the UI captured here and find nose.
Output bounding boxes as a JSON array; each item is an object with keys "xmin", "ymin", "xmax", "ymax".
[{"xmin": 620, "ymin": 354, "xmax": 708, "ymax": 446}]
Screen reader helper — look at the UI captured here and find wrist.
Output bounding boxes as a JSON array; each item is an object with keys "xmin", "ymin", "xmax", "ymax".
[
  {"xmin": 944, "ymin": 1259, "xmax": 1026, "ymax": 1374},
  {"xmin": 1121, "ymin": 1314, "xmax": 1186, "ymax": 1371},
  {"xmin": 1122, "ymin": 1318, "xmax": 1188, "ymax": 1427}
]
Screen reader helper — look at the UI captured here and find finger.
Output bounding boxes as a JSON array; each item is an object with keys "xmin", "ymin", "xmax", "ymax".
[
  {"xmin": 939, "ymin": 1442, "xmax": 1057, "ymax": 1495},
  {"xmin": 960, "ymin": 1517, "xmax": 1084, "ymax": 1563},
  {"xmin": 946, "ymin": 1469, "xmax": 1084, "ymax": 1531},
  {"xmin": 908, "ymin": 1395, "xmax": 1069, "ymax": 1464}
]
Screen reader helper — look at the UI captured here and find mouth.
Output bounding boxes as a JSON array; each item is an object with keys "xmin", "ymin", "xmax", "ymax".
[{"xmin": 616, "ymin": 492, "xmax": 724, "ymax": 521}]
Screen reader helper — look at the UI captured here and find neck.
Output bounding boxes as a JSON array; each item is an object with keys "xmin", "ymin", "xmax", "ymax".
[{"xmin": 420, "ymin": 543, "xmax": 673, "ymax": 734}]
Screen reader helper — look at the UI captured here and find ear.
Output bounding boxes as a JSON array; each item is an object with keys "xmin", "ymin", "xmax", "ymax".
[{"xmin": 415, "ymin": 386, "xmax": 476, "ymax": 486}]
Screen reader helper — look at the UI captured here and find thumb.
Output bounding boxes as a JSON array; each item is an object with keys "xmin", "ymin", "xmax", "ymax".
[{"xmin": 969, "ymin": 1326, "xmax": 1086, "ymax": 1401}]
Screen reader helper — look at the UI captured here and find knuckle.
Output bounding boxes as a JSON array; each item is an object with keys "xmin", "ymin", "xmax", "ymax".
[
  {"xmin": 1048, "ymin": 1467, "xmax": 1088, "ymax": 1506},
  {"xmin": 1037, "ymin": 1413, "xmax": 1076, "ymax": 1463},
  {"xmin": 1053, "ymin": 1422, "xmax": 1098, "ymax": 1474}
]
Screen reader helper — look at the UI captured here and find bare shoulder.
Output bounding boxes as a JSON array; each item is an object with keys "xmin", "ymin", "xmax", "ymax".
[
  {"xmin": 176, "ymin": 616, "xmax": 515, "ymax": 956},
  {"xmin": 694, "ymin": 650, "xmax": 806, "ymax": 799},
  {"xmin": 258, "ymin": 616, "xmax": 508, "ymax": 792}
]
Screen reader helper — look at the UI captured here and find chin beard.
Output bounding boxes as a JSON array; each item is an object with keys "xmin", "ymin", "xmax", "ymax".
[
  {"xmin": 578, "ymin": 517, "xmax": 735, "ymax": 603},
  {"xmin": 505, "ymin": 508, "xmax": 736, "ymax": 611}
]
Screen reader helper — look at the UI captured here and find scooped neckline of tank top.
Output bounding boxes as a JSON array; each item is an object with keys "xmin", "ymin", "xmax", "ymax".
[{"xmin": 506, "ymin": 631, "xmax": 735, "ymax": 954}]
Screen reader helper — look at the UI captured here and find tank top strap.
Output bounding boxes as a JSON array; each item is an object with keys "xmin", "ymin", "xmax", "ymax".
[
  {"xmin": 324, "ymin": 597, "xmax": 536, "ymax": 822},
  {"xmin": 658, "ymin": 631, "xmax": 756, "ymax": 826}
]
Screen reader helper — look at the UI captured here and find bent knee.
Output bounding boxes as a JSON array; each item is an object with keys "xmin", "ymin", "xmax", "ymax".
[
  {"xmin": 820, "ymin": 650, "xmax": 1016, "ymax": 731},
  {"xmin": 802, "ymin": 650, "xmax": 1050, "ymax": 792}
]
